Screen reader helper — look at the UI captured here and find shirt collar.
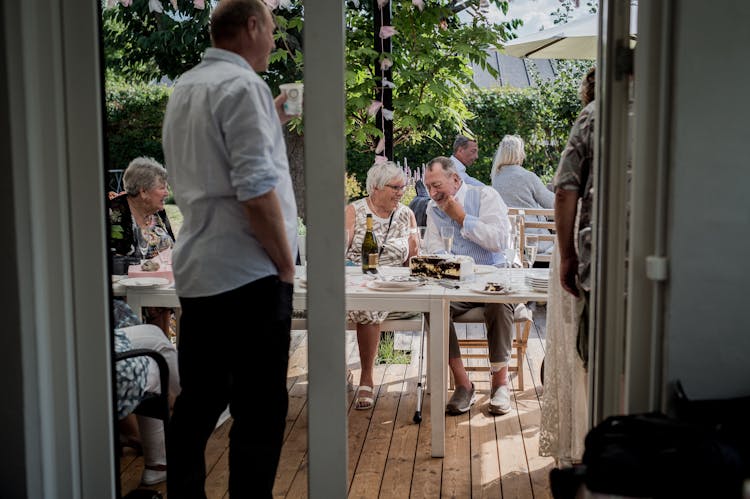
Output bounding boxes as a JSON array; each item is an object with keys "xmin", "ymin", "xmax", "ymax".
[
  {"xmin": 454, "ymin": 180, "xmax": 468, "ymax": 203},
  {"xmin": 202, "ymin": 47, "xmax": 254, "ymax": 72},
  {"xmin": 450, "ymin": 155, "xmax": 468, "ymax": 173}
]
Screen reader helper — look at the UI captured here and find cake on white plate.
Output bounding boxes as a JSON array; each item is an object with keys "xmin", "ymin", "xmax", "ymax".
[{"xmin": 409, "ymin": 255, "xmax": 474, "ymax": 280}]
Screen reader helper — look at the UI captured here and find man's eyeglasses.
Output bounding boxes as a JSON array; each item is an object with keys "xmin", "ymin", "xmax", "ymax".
[{"xmin": 384, "ymin": 184, "xmax": 407, "ymax": 192}]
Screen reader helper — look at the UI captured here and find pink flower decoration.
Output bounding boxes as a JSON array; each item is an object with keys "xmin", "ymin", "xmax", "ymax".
[
  {"xmin": 380, "ymin": 58, "xmax": 393, "ymax": 71},
  {"xmin": 375, "ymin": 138, "xmax": 385, "ymax": 154},
  {"xmin": 377, "ymin": 0, "xmax": 389, "ymax": 8},
  {"xmin": 412, "ymin": 0, "xmax": 425, "ymax": 11},
  {"xmin": 379, "ymin": 26, "xmax": 398, "ymax": 39},
  {"xmin": 374, "ymin": 155, "xmax": 389, "ymax": 164},
  {"xmin": 148, "ymin": 0, "xmax": 164, "ymax": 13},
  {"xmin": 368, "ymin": 100, "xmax": 383, "ymax": 117},
  {"xmin": 119, "ymin": 0, "xmax": 132, "ymax": 6},
  {"xmin": 193, "ymin": 0, "xmax": 205, "ymax": 9}
]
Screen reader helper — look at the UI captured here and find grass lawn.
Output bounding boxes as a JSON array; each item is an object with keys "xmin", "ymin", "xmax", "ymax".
[{"xmin": 165, "ymin": 203, "xmax": 183, "ymax": 237}]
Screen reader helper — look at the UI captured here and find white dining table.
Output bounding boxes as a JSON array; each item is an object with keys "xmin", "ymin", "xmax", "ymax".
[{"xmin": 113, "ymin": 265, "xmax": 549, "ymax": 457}]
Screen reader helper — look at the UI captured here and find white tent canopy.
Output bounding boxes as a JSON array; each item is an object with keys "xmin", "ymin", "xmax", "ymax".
[{"xmin": 501, "ymin": 10, "xmax": 637, "ymax": 60}]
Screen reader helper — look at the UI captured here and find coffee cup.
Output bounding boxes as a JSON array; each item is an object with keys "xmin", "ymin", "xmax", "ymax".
[{"xmin": 279, "ymin": 82, "xmax": 304, "ymax": 116}]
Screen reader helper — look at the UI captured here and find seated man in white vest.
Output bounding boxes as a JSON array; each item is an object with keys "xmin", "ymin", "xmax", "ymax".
[{"xmin": 422, "ymin": 156, "xmax": 515, "ymax": 415}]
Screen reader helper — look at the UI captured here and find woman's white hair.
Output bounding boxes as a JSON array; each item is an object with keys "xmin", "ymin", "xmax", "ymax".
[
  {"xmin": 366, "ymin": 161, "xmax": 406, "ymax": 195},
  {"xmin": 123, "ymin": 157, "xmax": 168, "ymax": 196},
  {"xmin": 490, "ymin": 134, "xmax": 526, "ymax": 177}
]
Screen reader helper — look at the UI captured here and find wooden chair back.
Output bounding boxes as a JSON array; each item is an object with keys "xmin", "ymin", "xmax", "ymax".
[{"xmin": 508, "ymin": 207, "xmax": 555, "ymax": 265}]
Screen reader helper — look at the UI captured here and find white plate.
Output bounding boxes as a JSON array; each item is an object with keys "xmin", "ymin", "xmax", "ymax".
[
  {"xmin": 366, "ymin": 280, "xmax": 422, "ymax": 291},
  {"xmin": 469, "ymin": 284, "xmax": 513, "ymax": 295},
  {"xmin": 118, "ymin": 277, "xmax": 170, "ymax": 288},
  {"xmin": 474, "ymin": 265, "xmax": 501, "ymax": 275}
]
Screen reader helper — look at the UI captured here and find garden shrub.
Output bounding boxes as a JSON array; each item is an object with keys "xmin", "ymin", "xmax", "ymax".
[{"xmin": 105, "ymin": 75, "xmax": 171, "ymax": 176}]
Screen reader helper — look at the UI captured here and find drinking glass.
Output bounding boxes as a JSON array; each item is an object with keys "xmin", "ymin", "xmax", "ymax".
[
  {"xmin": 418, "ymin": 226, "xmax": 427, "ymax": 255},
  {"xmin": 440, "ymin": 226, "xmax": 454, "ymax": 255},
  {"xmin": 524, "ymin": 235, "xmax": 539, "ymax": 268},
  {"xmin": 137, "ymin": 227, "xmax": 150, "ymax": 264}
]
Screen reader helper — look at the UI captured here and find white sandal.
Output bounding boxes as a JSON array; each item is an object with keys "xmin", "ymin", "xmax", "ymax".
[{"xmin": 354, "ymin": 385, "xmax": 375, "ymax": 410}]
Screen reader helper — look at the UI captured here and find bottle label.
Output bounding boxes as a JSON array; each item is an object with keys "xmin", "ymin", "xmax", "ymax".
[{"xmin": 368, "ymin": 253, "xmax": 379, "ymax": 268}]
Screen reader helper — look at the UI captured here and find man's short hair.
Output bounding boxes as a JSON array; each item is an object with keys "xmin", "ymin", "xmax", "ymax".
[
  {"xmin": 452, "ymin": 135, "xmax": 475, "ymax": 154},
  {"xmin": 426, "ymin": 156, "xmax": 458, "ymax": 176},
  {"xmin": 210, "ymin": 0, "xmax": 268, "ymax": 45}
]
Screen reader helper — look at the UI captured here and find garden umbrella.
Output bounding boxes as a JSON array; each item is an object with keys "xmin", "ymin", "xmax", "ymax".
[{"xmin": 502, "ymin": 10, "xmax": 637, "ymax": 60}]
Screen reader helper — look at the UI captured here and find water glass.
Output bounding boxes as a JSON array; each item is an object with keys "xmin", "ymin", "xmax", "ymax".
[
  {"xmin": 418, "ymin": 226, "xmax": 427, "ymax": 255},
  {"xmin": 440, "ymin": 226, "xmax": 454, "ymax": 255},
  {"xmin": 524, "ymin": 235, "xmax": 539, "ymax": 268}
]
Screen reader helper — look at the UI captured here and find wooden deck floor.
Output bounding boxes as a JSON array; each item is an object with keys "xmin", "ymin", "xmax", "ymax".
[{"xmin": 120, "ymin": 304, "xmax": 554, "ymax": 498}]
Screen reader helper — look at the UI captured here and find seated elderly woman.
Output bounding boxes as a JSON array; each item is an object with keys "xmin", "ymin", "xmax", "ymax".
[
  {"xmin": 344, "ymin": 161, "xmax": 419, "ymax": 410},
  {"xmin": 490, "ymin": 134, "xmax": 555, "ymax": 255},
  {"xmin": 109, "ymin": 156, "xmax": 175, "ymax": 333}
]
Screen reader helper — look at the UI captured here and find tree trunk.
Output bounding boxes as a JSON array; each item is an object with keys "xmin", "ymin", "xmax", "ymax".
[{"xmin": 285, "ymin": 129, "xmax": 305, "ymax": 222}]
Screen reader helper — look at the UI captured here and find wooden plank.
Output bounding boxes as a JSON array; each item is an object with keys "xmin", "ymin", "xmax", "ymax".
[
  {"xmin": 204, "ymin": 418, "xmax": 232, "ymax": 499},
  {"xmin": 348, "ymin": 362, "xmax": 407, "ymax": 497},
  {"xmin": 512, "ymin": 331, "xmax": 555, "ymax": 499},
  {"xmin": 274, "ymin": 384, "xmax": 309, "ymax": 497},
  {"xmin": 440, "ymin": 406, "xmax": 472, "ymax": 497},
  {"xmin": 492, "ymin": 371, "xmax": 534, "ymax": 499},
  {"xmin": 469, "ymin": 394, "xmax": 502, "ymax": 498},
  {"xmin": 380, "ymin": 332, "xmax": 421, "ymax": 498},
  {"xmin": 408, "ymin": 392, "xmax": 442, "ymax": 498}
]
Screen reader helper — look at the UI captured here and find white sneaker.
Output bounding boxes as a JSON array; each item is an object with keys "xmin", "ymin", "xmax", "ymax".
[{"xmin": 489, "ymin": 384, "xmax": 511, "ymax": 415}]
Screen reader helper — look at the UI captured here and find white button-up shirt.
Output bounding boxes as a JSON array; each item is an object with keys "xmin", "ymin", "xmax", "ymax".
[{"xmin": 163, "ymin": 48, "xmax": 298, "ymax": 297}]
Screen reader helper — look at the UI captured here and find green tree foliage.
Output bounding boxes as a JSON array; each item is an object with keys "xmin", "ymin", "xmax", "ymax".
[
  {"xmin": 102, "ymin": 0, "xmax": 211, "ymax": 82},
  {"xmin": 345, "ymin": 1, "xmax": 520, "ymax": 153},
  {"xmin": 102, "ymin": 1, "xmax": 520, "ymax": 148}
]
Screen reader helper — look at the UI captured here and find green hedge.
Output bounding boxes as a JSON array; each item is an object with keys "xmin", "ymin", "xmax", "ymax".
[{"xmin": 105, "ymin": 76, "xmax": 171, "ymax": 174}]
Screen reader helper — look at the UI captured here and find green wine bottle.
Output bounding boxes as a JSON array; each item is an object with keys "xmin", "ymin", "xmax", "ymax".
[{"xmin": 361, "ymin": 214, "xmax": 380, "ymax": 274}]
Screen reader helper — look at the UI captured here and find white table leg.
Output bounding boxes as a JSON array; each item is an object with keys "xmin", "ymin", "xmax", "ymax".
[{"xmin": 429, "ymin": 297, "xmax": 447, "ymax": 458}]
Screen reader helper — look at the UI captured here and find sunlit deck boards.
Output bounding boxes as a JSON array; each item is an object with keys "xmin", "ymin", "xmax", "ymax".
[{"xmin": 120, "ymin": 304, "xmax": 553, "ymax": 498}]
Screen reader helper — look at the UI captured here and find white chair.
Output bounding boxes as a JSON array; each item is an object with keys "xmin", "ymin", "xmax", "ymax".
[{"xmin": 509, "ymin": 207, "xmax": 555, "ymax": 265}]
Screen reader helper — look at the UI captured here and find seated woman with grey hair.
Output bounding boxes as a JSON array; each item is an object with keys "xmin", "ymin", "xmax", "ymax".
[
  {"xmin": 109, "ymin": 157, "xmax": 175, "ymax": 333},
  {"xmin": 344, "ymin": 161, "xmax": 419, "ymax": 410},
  {"xmin": 490, "ymin": 134, "xmax": 555, "ymax": 254}
]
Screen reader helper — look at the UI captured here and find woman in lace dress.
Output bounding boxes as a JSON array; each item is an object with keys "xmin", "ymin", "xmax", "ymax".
[
  {"xmin": 539, "ymin": 67, "xmax": 596, "ymax": 465},
  {"xmin": 344, "ymin": 162, "xmax": 419, "ymax": 409}
]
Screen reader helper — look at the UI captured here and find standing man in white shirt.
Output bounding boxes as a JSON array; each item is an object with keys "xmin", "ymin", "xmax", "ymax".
[
  {"xmin": 450, "ymin": 134, "xmax": 485, "ymax": 186},
  {"xmin": 422, "ymin": 156, "xmax": 515, "ymax": 416},
  {"xmin": 161, "ymin": 1, "xmax": 296, "ymax": 496}
]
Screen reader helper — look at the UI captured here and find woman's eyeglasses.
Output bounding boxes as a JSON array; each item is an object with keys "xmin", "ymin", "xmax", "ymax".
[{"xmin": 384, "ymin": 184, "xmax": 407, "ymax": 192}]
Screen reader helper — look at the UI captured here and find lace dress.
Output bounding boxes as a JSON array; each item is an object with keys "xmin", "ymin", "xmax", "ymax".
[
  {"xmin": 539, "ymin": 245, "xmax": 589, "ymax": 464},
  {"xmin": 346, "ymin": 198, "xmax": 412, "ymax": 324}
]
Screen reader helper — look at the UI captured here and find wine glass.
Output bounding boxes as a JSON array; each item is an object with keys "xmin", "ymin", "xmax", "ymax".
[
  {"xmin": 440, "ymin": 226, "xmax": 454, "ymax": 255},
  {"xmin": 137, "ymin": 227, "xmax": 150, "ymax": 264},
  {"xmin": 524, "ymin": 234, "xmax": 539, "ymax": 268},
  {"xmin": 418, "ymin": 226, "xmax": 427, "ymax": 255}
]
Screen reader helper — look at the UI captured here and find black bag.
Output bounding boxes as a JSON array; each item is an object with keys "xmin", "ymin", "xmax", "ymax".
[{"xmin": 581, "ymin": 412, "xmax": 744, "ymax": 498}]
